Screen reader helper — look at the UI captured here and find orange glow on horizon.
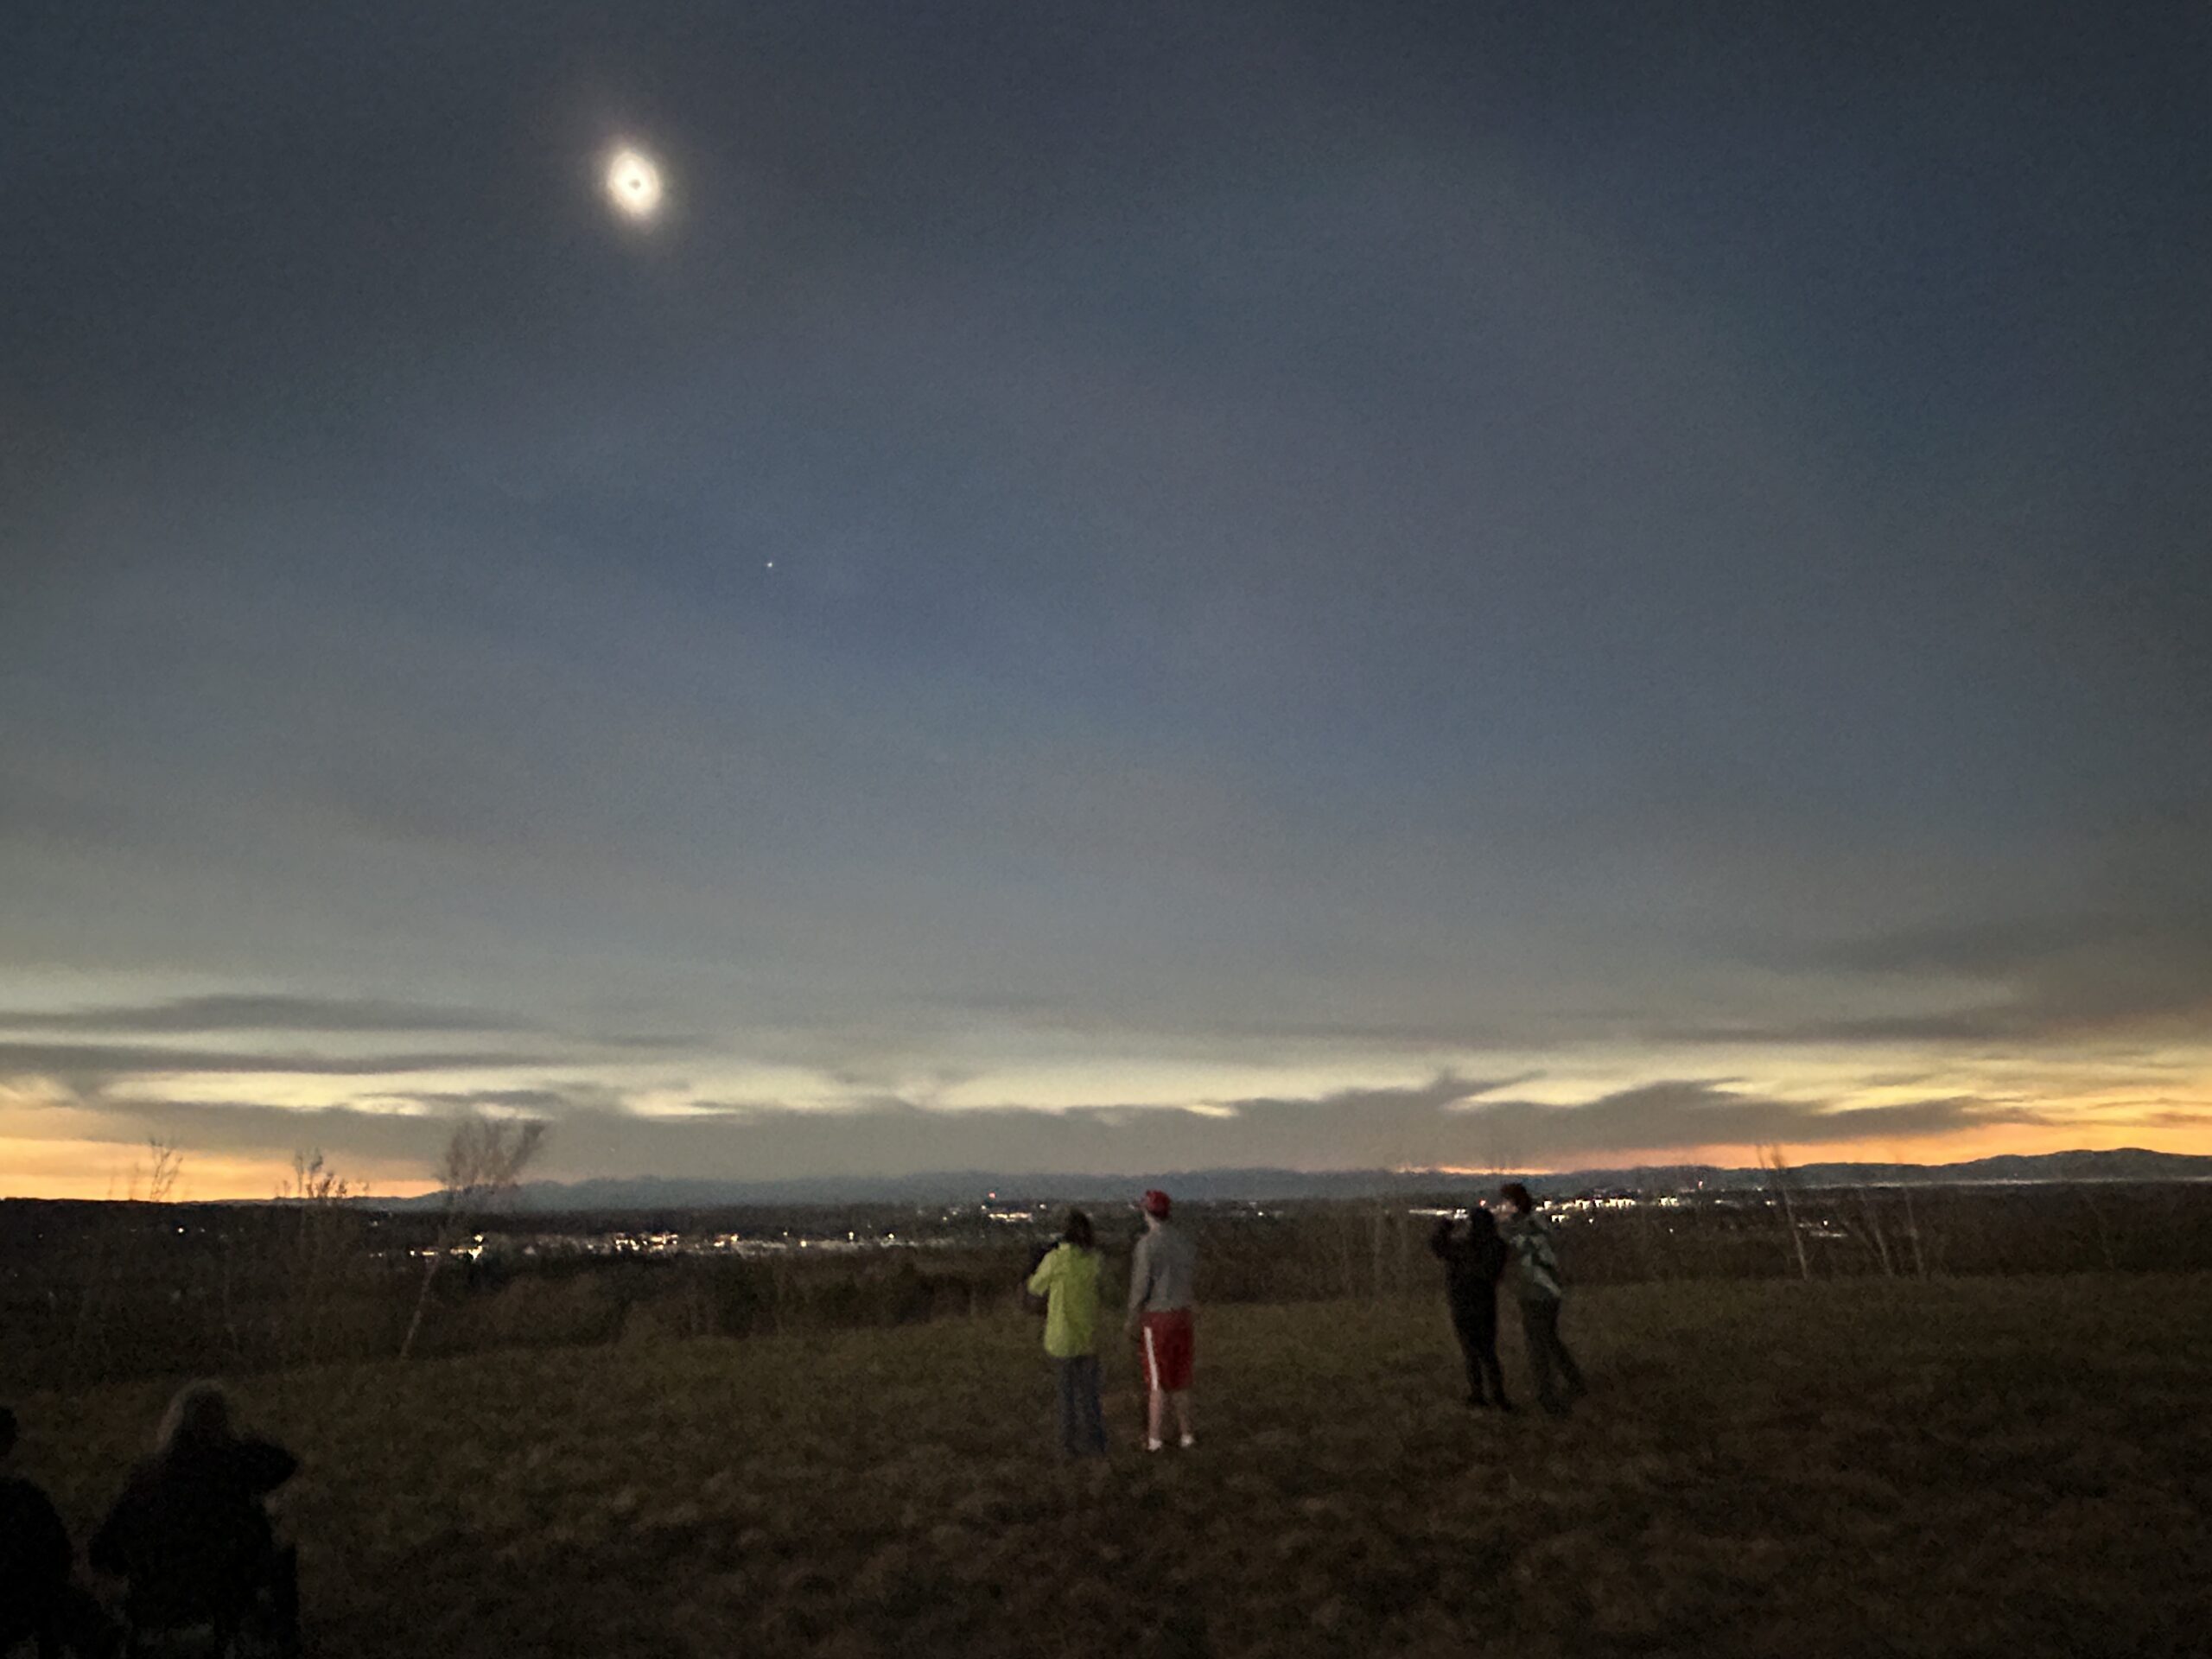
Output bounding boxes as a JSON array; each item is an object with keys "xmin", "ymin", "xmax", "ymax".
[
  {"xmin": 0, "ymin": 1138, "xmax": 442, "ymax": 1203},
  {"xmin": 3, "ymin": 1113, "xmax": 2209, "ymax": 1200}
]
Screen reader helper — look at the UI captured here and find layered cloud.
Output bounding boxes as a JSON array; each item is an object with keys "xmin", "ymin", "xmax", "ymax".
[
  {"xmin": 534, "ymin": 1077, "xmax": 2059, "ymax": 1178},
  {"xmin": 3, "ymin": 962, "xmax": 2209, "ymax": 1198},
  {"xmin": 1683, "ymin": 901, "xmax": 2212, "ymax": 1048},
  {"xmin": 0, "ymin": 1042, "xmax": 546, "ymax": 1080},
  {"xmin": 0, "ymin": 993, "xmax": 534, "ymax": 1034},
  {"xmin": 11, "ymin": 1052, "xmax": 2188, "ymax": 1200}
]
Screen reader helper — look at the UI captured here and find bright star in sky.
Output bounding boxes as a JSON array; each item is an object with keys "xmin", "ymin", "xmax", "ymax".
[{"xmin": 604, "ymin": 146, "xmax": 664, "ymax": 221}]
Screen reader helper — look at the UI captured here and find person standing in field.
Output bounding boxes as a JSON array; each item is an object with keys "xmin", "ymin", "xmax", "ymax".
[
  {"xmin": 1497, "ymin": 1182, "xmax": 1586, "ymax": 1416},
  {"xmin": 1125, "ymin": 1188, "xmax": 1198, "ymax": 1452},
  {"xmin": 1428, "ymin": 1208, "xmax": 1514, "ymax": 1410},
  {"xmin": 1026, "ymin": 1210, "xmax": 1109, "ymax": 1458}
]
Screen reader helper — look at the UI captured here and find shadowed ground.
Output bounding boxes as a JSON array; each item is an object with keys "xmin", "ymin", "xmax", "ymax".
[{"xmin": 19, "ymin": 1275, "xmax": 2211, "ymax": 1657}]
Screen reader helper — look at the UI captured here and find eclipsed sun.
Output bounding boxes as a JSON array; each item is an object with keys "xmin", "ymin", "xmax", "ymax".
[{"xmin": 604, "ymin": 148, "xmax": 664, "ymax": 221}]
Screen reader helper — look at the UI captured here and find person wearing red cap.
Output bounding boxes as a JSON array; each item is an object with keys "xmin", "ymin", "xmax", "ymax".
[{"xmin": 1124, "ymin": 1189, "xmax": 1198, "ymax": 1452}]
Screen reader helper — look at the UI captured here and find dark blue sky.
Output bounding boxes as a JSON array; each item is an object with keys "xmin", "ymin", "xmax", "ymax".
[{"xmin": 4, "ymin": 2, "xmax": 2209, "ymax": 1193}]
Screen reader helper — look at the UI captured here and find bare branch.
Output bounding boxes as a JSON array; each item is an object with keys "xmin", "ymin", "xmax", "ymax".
[{"xmin": 400, "ymin": 1116, "xmax": 548, "ymax": 1360}]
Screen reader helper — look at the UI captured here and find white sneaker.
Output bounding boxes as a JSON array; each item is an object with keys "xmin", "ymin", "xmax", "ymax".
[
  {"xmin": 1179, "ymin": 1433, "xmax": 1197, "ymax": 1448},
  {"xmin": 1145, "ymin": 1437, "xmax": 1164, "ymax": 1452}
]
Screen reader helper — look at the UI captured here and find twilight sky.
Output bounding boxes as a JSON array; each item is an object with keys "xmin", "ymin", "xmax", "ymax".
[{"xmin": 4, "ymin": 1, "xmax": 2209, "ymax": 1198}]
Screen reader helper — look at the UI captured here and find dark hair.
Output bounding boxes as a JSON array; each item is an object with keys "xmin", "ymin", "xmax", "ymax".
[
  {"xmin": 1464, "ymin": 1206, "xmax": 1500, "ymax": 1240},
  {"xmin": 1498, "ymin": 1182, "xmax": 1535, "ymax": 1215},
  {"xmin": 1062, "ymin": 1209, "xmax": 1095, "ymax": 1249},
  {"xmin": 0, "ymin": 1405, "xmax": 16, "ymax": 1459}
]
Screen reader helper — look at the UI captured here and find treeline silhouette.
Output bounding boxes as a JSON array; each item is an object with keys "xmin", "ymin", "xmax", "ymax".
[{"xmin": 7, "ymin": 1168, "xmax": 2210, "ymax": 1392}]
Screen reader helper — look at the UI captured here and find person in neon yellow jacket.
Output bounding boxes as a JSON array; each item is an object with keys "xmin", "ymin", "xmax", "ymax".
[{"xmin": 1025, "ymin": 1210, "xmax": 1107, "ymax": 1457}]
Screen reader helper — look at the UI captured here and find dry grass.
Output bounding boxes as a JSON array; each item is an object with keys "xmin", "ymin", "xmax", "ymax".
[{"xmin": 19, "ymin": 1274, "xmax": 2212, "ymax": 1657}]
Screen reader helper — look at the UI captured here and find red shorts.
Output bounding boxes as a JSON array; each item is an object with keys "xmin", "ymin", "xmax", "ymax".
[{"xmin": 1139, "ymin": 1308, "xmax": 1194, "ymax": 1392}]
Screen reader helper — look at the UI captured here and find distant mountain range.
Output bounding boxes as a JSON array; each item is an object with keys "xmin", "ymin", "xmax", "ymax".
[{"xmin": 380, "ymin": 1147, "xmax": 2212, "ymax": 1211}]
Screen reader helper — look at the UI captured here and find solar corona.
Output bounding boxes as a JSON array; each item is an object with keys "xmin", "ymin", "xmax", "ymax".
[{"xmin": 604, "ymin": 146, "xmax": 663, "ymax": 221}]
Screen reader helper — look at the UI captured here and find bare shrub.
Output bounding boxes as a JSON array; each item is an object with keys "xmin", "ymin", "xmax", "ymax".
[
  {"xmin": 1840, "ymin": 1186, "xmax": 1897, "ymax": 1277},
  {"xmin": 399, "ymin": 1117, "xmax": 548, "ymax": 1360},
  {"xmin": 1758, "ymin": 1146, "xmax": 1813, "ymax": 1281},
  {"xmin": 274, "ymin": 1149, "xmax": 364, "ymax": 1366},
  {"xmin": 1899, "ymin": 1180, "xmax": 1931, "ymax": 1277},
  {"xmin": 64, "ymin": 1138, "xmax": 185, "ymax": 1385},
  {"xmin": 143, "ymin": 1141, "xmax": 184, "ymax": 1204}
]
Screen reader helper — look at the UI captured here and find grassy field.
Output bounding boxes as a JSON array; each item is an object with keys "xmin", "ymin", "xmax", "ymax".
[{"xmin": 16, "ymin": 1274, "xmax": 2212, "ymax": 1657}]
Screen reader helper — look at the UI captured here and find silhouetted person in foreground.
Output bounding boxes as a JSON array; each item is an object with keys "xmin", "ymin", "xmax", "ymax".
[
  {"xmin": 90, "ymin": 1382, "xmax": 300, "ymax": 1657},
  {"xmin": 1125, "ymin": 1189, "xmax": 1198, "ymax": 1452},
  {"xmin": 1429, "ymin": 1210, "xmax": 1514, "ymax": 1410},
  {"xmin": 1027, "ymin": 1209, "xmax": 1109, "ymax": 1458},
  {"xmin": 1, "ymin": 1407, "xmax": 118, "ymax": 1658},
  {"xmin": 1498, "ymin": 1183, "xmax": 1586, "ymax": 1416}
]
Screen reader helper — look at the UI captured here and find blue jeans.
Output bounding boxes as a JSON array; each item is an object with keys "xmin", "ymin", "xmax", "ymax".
[{"xmin": 1054, "ymin": 1355, "xmax": 1108, "ymax": 1456}]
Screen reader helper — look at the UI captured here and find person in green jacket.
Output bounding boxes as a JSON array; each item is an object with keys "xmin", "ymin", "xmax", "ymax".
[{"xmin": 1026, "ymin": 1210, "xmax": 1108, "ymax": 1457}]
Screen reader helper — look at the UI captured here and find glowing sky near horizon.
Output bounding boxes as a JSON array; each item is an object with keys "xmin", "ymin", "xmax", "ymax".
[{"xmin": 2, "ymin": 2, "xmax": 2207, "ymax": 1198}]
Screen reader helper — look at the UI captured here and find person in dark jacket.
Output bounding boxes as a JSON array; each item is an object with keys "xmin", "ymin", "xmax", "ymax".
[
  {"xmin": 89, "ymin": 1382, "xmax": 299, "ymax": 1656},
  {"xmin": 1428, "ymin": 1211, "xmax": 1514, "ymax": 1409},
  {"xmin": 1499, "ymin": 1182, "xmax": 1586, "ymax": 1416},
  {"xmin": 0, "ymin": 1406, "xmax": 118, "ymax": 1658}
]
